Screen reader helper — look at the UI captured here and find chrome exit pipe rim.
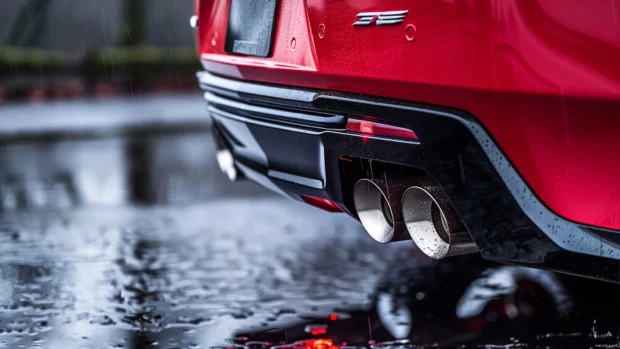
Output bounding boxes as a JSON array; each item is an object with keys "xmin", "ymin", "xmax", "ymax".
[
  {"xmin": 353, "ymin": 178, "xmax": 410, "ymax": 244},
  {"xmin": 402, "ymin": 185, "xmax": 478, "ymax": 258}
]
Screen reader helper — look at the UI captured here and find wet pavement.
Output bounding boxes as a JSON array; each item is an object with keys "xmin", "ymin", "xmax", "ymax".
[{"xmin": 0, "ymin": 96, "xmax": 619, "ymax": 348}]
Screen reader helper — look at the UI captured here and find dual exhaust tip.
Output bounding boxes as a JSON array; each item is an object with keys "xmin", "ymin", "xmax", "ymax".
[{"xmin": 354, "ymin": 177, "xmax": 478, "ymax": 259}]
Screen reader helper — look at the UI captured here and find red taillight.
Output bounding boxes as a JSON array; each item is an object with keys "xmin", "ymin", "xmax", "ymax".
[
  {"xmin": 300, "ymin": 195, "xmax": 343, "ymax": 213},
  {"xmin": 311, "ymin": 328, "xmax": 327, "ymax": 335},
  {"xmin": 346, "ymin": 118, "xmax": 418, "ymax": 141}
]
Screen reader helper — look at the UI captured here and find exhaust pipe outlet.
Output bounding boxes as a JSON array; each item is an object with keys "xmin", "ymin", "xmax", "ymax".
[
  {"xmin": 353, "ymin": 177, "xmax": 412, "ymax": 243},
  {"xmin": 216, "ymin": 149, "xmax": 242, "ymax": 182},
  {"xmin": 213, "ymin": 126, "xmax": 245, "ymax": 182},
  {"xmin": 402, "ymin": 184, "xmax": 478, "ymax": 258}
]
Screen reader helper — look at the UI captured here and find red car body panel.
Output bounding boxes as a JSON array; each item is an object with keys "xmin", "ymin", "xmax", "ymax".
[{"xmin": 196, "ymin": 0, "xmax": 620, "ymax": 231}]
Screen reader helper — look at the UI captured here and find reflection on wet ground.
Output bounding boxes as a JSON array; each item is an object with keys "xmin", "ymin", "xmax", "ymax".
[
  {"xmin": 0, "ymin": 97, "xmax": 618, "ymax": 348},
  {"xmin": 0, "ymin": 199, "xmax": 388, "ymax": 348}
]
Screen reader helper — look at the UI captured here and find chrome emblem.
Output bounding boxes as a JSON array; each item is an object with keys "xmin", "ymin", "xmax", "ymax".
[{"xmin": 353, "ymin": 10, "xmax": 408, "ymax": 26}]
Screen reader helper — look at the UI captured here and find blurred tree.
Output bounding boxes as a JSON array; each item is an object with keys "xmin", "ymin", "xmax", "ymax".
[
  {"xmin": 5, "ymin": 0, "xmax": 52, "ymax": 47},
  {"xmin": 118, "ymin": 0, "xmax": 147, "ymax": 47}
]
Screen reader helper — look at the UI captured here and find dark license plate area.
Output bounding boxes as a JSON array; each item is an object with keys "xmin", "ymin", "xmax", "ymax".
[{"xmin": 225, "ymin": 0, "xmax": 278, "ymax": 58}]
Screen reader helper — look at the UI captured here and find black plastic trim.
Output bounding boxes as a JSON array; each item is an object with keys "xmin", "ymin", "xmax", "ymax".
[{"xmin": 205, "ymin": 92, "xmax": 344, "ymax": 128}]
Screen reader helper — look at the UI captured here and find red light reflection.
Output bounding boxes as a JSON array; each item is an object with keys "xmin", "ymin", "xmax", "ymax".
[{"xmin": 292, "ymin": 339, "xmax": 340, "ymax": 349}]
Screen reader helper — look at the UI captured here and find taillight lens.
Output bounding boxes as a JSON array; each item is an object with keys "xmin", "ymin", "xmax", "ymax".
[{"xmin": 346, "ymin": 118, "xmax": 418, "ymax": 141}]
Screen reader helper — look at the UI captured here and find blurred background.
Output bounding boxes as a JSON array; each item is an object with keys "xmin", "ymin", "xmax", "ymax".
[
  {"xmin": 0, "ymin": 0, "xmax": 269, "ymax": 208},
  {"xmin": 1, "ymin": 0, "xmax": 198, "ymax": 102},
  {"xmin": 0, "ymin": 1, "xmax": 618, "ymax": 349}
]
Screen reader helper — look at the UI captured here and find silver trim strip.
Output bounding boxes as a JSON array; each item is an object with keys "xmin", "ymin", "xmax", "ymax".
[
  {"xmin": 198, "ymin": 71, "xmax": 317, "ymax": 103},
  {"xmin": 205, "ymin": 92, "xmax": 344, "ymax": 126},
  {"xmin": 268, "ymin": 170, "xmax": 323, "ymax": 189},
  {"xmin": 207, "ymin": 103, "xmax": 323, "ymax": 135}
]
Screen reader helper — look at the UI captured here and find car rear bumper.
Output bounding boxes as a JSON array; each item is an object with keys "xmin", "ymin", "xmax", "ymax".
[
  {"xmin": 198, "ymin": 70, "xmax": 620, "ymax": 282},
  {"xmin": 196, "ymin": 0, "xmax": 620, "ymax": 232}
]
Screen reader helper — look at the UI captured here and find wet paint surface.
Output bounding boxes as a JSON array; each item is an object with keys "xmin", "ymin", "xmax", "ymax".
[{"xmin": 0, "ymin": 98, "xmax": 618, "ymax": 348}]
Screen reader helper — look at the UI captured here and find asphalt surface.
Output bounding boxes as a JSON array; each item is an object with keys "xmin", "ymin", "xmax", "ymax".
[{"xmin": 0, "ymin": 95, "xmax": 618, "ymax": 349}]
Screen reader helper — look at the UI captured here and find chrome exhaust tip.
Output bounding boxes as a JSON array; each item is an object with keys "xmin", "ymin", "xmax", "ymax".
[
  {"xmin": 212, "ymin": 126, "xmax": 245, "ymax": 182},
  {"xmin": 353, "ymin": 178, "xmax": 410, "ymax": 244},
  {"xmin": 402, "ymin": 185, "xmax": 478, "ymax": 258},
  {"xmin": 216, "ymin": 149, "xmax": 241, "ymax": 182}
]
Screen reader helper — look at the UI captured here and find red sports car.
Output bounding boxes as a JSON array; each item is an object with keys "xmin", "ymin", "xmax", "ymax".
[{"xmin": 194, "ymin": 0, "xmax": 620, "ymax": 282}]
